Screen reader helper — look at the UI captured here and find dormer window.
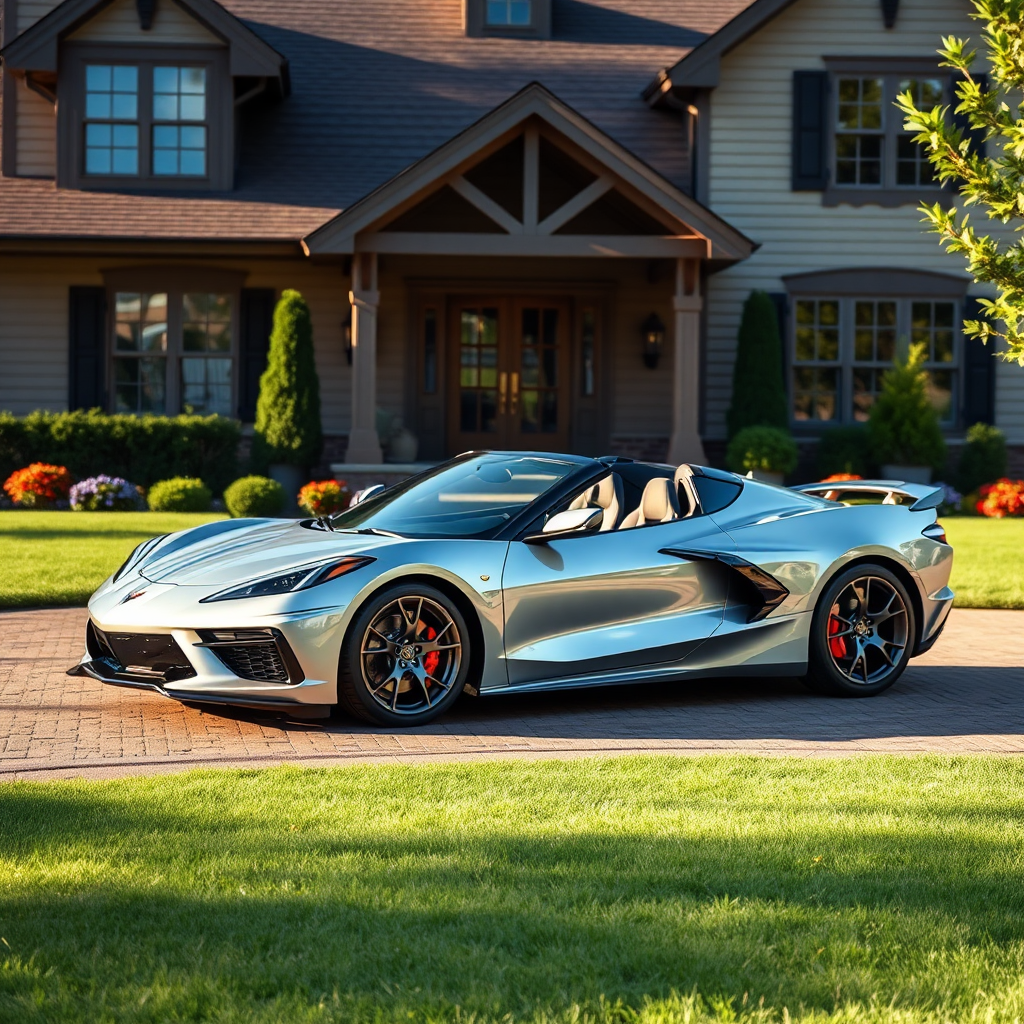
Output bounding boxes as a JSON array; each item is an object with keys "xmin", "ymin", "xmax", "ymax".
[
  {"xmin": 486, "ymin": 0, "xmax": 531, "ymax": 26},
  {"xmin": 464, "ymin": 0, "xmax": 550, "ymax": 37},
  {"xmin": 63, "ymin": 49, "xmax": 228, "ymax": 189},
  {"xmin": 84, "ymin": 65, "xmax": 139, "ymax": 175}
]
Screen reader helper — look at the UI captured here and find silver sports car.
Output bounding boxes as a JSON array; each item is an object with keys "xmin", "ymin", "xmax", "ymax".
[{"xmin": 71, "ymin": 451, "xmax": 954, "ymax": 725}]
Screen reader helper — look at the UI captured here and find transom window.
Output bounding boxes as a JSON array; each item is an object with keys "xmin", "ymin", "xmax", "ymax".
[
  {"xmin": 82, "ymin": 62, "xmax": 209, "ymax": 180},
  {"xmin": 486, "ymin": 0, "xmax": 531, "ymax": 25},
  {"xmin": 111, "ymin": 290, "xmax": 234, "ymax": 416},
  {"xmin": 833, "ymin": 75, "xmax": 943, "ymax": 190},
  {"xmin": 791, "ymin": 296, "xmax": 959, "ymax": 426}
]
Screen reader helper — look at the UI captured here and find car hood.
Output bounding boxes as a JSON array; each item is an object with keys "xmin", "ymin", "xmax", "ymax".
[{"xmin": 138, "ymin": 518, "xmax": 394, "ymax": 587}]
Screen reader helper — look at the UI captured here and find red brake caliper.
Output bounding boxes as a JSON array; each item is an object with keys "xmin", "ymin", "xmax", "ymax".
[
  {"xmin": 423, "ymin": 626, "xmax": 439, "ymax": 679},
  {"xmin": 828, "ymin": 615, "xmax": 847, "ymax": 659}
]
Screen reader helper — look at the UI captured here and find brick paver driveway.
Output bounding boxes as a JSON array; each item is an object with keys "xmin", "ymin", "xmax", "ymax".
[{"xmin": 1, "ymin": 606, "xmax": 1021, "ymax": 780}]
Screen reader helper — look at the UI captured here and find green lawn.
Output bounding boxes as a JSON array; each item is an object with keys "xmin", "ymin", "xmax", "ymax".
[
  {"xmin": 0, "ymin": 511, "xmax": 1020, "ymax": 609},
  {"xmin": 1, "ymin": 757, "xmax": 1023, "ymax": 1023},
  {"xmin": 942, "ymin": 516, "xmax": 1024, "ymax": 608},
  {"xmin": 0, "ymin": 511, "xmax": 225, "ymax": 608}
]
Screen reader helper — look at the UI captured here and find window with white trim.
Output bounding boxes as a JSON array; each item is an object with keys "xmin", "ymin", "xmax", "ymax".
[{"xmin": 791, "ymin": 296, "xmax": 959, "ymax": 426}]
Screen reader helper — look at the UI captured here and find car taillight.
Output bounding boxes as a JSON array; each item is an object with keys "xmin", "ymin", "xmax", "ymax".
[{"xmin": 922, "ymin": 522, "xmax": 948, "ymax": 545}]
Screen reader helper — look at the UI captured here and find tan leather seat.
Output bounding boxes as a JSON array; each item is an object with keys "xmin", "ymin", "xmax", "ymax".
[
  {"xmin": 673, "ymin": 464, "xmax": 701, "ymax": 518},
  {"xmin": 618, "ymin": 476, "xmax": 680, "ymax": 529},
  {"xmin": 568, "ymin": 473, "xmax": 624, "ymax": 531}
]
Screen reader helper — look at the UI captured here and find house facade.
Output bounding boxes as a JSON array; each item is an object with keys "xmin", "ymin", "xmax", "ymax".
[{"xmin": 0, "ymin": 0, "xmax": 1019, "ymax": 476}]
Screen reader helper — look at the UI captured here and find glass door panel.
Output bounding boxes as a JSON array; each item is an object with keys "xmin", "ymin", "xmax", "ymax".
[{"xmin": 508, "ymin": 299, "xmax": 570, "ymax": 451}]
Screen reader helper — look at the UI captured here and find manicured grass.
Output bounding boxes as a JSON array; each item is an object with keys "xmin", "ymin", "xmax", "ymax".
[
  {"xmin": 943, "ymin": 516, "xmax": 1024, "ymax": 608},
  {"xmin": 1, "ymin": 757, "xmax": 1023, "ymax": 1023},
  {"xmin": 0, "ymin": 511, "xmax": 225, "ymax": 608}
]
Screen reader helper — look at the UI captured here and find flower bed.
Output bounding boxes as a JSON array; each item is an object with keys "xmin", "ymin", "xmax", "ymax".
[
  {"xmin": 2, "ymin": 462, "xmax": 73, "ymax": 509},
  {"xmin": 69, "ymin": 475, "xmax": 145, "ymax": 511}
]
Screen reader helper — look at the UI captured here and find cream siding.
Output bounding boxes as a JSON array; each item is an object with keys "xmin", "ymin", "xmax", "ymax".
[
  {"xmin": 704, "ymin": 0, "xmax": 1024, "ymax": 443},
  {"xmin": 13, "ymin": 76, "xmax": 55, "ymax": 177},
  {"xmin": 68, "ymin": 0, "xmax": 221, "ymax": 44}
]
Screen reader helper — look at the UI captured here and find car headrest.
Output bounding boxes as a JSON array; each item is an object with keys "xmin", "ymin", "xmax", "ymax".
[
  {"xmin": 592, "ymin": 473, "xmax": 623, "ymax": 530},
  {"xmin": 640, "ymin": 477, "xmax": 680, "ymax": 523},
  {"xmin": 673, "ymin": 464, "xmax": 701, "ymax": 518}
]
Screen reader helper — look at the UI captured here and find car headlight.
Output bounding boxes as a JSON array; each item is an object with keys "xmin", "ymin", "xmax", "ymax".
[
  {"xmin": 200, "ymin": 556, "xmax": 375, "ymax": 603},
  {"xmin": 113, "ymin": 535, "xmax": 167, "ymax": 583}
]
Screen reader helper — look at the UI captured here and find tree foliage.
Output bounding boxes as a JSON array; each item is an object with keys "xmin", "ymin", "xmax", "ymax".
[
  {"xmin": 726, "ymin": 291, "xmax": 789, "ymax": 439},
  {"xmin": 867, "ymin": 343, "xmax": 947, "ymax": 471},
  {"xmin": 252, "ymin": 290, "xmax": 323, "ymax": 472},
  {"xmin": 897, "ymin": 0, "xmax": 1024, "ymax": 364}
]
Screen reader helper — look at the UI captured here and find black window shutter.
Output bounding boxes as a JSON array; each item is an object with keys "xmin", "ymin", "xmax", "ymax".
[
  {"xmin": 950, "ymin": 71, "xmax": 988, "ymax": 158},
  {"xmin": 238, "ymin": 288, "xmax": 276, "ymax": 421},
  {"xmin": 961, "ymin": 295, "xmax": 996, "ymax": 426},
  {"xmin": 766, "ymin": 291, "xmax": 790, "ymax": 388},
  {"xmin": 792, "ymin": 70, "xmax": 829, "ymax": 190},
  {"xmin": 68, "ymin": 286, "xmax": 107, "ymax": 410}
]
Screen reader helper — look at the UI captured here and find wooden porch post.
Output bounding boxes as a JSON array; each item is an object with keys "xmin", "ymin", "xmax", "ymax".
[
  {"xmin": 345, "ymin": 252, "xmax": 383, "ymax": 464},
  {"xmin": 667, "ymin": 257, "xmax": 707, "ymax": 466}
]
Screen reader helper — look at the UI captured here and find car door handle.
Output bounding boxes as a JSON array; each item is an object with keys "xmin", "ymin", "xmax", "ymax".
[{"xmin": 660, "ymin": 548, "xmax": 790, "ymax": 622}]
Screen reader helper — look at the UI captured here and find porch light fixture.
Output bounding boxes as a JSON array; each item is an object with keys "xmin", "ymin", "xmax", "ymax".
[
  {"xmin": 342, "ymin": 310, "xmax": 353, "ymax": 365},
  {"xmin": 642, "ymin": 313, "xmax": 665, "ymax": 369}
]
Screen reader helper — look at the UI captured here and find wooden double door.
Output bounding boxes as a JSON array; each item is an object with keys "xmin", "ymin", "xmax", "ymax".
[{"xmin": 448, "ymin": 296, "xmax": 572, "ymax": 453}]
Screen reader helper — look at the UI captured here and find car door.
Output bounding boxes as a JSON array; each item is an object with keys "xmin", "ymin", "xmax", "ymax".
[{"xmin": 500, "ymin": 512, "xmax": 736, "ymax": 687}]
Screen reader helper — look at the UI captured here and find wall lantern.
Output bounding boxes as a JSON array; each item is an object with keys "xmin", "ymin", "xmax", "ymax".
[
  {"xmin": 641, "ymin": 313, "xmax": 665, "ymax": 369},
  {"xmin": 342, "ymin": 310, "xmax": 353, "ymax": 365}
]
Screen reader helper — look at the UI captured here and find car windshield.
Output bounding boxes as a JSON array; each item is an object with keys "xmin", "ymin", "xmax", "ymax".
[{"xmin": 330, "ymin": 453, "xmax": 582, "ymax": 539}]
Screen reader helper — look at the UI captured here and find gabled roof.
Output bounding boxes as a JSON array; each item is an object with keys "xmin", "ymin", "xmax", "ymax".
[
  {"xmin": 305, "ymin": 83, "xmax": 755, "ymax": 261},
  {"xmin": 644, "ymin": 0, "xmax": 795, "ymax": 102},
  {"xmin": 1, "ymin": 0, "xmax": 287, "ymax": 81}
]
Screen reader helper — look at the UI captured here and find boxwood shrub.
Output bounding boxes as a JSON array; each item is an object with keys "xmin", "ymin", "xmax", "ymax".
[
  {"xmin": 223, "ymin": 476, "xmax": 286, "ymax": 518},
  {"xmin": 0, "ymin": 410, "xmax": 240, "ymax": 495},
  {"xmin": 147, "ymin": 477, "xmax": 212, "ymax": 513}
]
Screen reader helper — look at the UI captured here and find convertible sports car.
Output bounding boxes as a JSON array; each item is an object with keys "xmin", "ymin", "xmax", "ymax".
[{"xmin": 70, "ymin": 451, "xmax": 954, "ymax": 726}]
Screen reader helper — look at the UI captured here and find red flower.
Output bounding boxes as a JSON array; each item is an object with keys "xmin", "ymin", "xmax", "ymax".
[
  {"xmin": 821, "ymin": 473, "xmax": 863, "ymax": 483},
  {"xmin": 976, "ymin": 478, "xmax": 1024, "ymax": 518},
  {"xmin": 297, "ymin": 479, "xmax": 350, "ymax": 517},
  {"xmin": 3, "ymin": 463, "xmax": 73, "ymax": 508}
]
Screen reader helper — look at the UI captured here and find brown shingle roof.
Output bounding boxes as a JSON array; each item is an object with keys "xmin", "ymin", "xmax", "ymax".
[{"xmin": 0, "ymin": 0, "xmax": 753, "ymax": 242}]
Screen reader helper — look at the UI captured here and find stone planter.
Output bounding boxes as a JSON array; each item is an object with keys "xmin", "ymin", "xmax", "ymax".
[
  {"xmin": 747, "ymin": 469, "xmax": 785, "ymax": 485},
  {"xmin": 880, "ymin": 464, "xmax": 932, "ymax": 484}
]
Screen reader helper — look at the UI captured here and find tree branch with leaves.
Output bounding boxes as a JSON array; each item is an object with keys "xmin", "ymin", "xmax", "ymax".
[{"xmin": 896, "ymin": 0, "xmax": 1024, "ymax": 364}]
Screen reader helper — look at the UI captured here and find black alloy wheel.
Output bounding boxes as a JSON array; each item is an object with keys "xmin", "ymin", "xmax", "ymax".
[
  {"xmin": 804, "ymin": 563, "xmax": 916, "ymax": 697},
  {"xmin": 337, "ymin": 583, "xmax": 471, "ymax": 725}
]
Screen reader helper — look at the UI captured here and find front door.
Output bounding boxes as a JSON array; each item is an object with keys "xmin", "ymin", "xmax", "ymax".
[{"xmin": 448, "ymin": 297, "xmax": 571, "ymax": 455}]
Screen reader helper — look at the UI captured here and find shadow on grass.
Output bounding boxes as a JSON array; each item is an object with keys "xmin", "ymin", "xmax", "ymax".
[{"xmin": 0, "ymin": 769, "xmax": 1022, "ymax": 1022}]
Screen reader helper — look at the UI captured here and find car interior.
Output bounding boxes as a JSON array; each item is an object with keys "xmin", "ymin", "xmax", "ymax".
[{"xmin": 559, "ymin": 462, "xmax": 742, "ymax": 534}]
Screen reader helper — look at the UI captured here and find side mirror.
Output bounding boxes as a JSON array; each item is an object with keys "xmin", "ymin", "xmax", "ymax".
[
  {"xmin": 350, "ymin": 483, "xmax": 386, "ymax": 506},
  {"xmin": 524, "ymin": 506, "xmax": 603, "ymax": 544}
]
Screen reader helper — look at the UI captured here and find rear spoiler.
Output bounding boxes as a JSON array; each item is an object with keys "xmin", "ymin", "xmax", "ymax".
[{"xmin": 793, "ymin": 480, "xmax": 944, "ymax": 511}]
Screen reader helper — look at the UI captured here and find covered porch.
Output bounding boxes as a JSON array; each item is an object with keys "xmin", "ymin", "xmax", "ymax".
[{"xmin": 302, "ymin": 84, "xmax": 754, "ymax": 472}]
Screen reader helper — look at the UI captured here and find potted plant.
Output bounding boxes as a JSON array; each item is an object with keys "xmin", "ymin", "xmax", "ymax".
[
  {"xmin": 251, "ymin": 290, "xmax": 323, "ymax": 505},
  {"xmin": 725, "ymin": 425, "xmax": 799, "ymax": 485},
  {"xmin": 867, "ymin": 342, "xmax": 946, "ymax": 484}
]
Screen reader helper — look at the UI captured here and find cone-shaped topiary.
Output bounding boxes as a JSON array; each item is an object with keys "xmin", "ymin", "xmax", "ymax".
[
  {"xmin": 726, "ymin": 290, "xmax": 789, "ymax": 439},
  {"xmin": 867, "ymin": 342, "xmax": 946, "ymax": 473},
  {"xmin": 251, "ymin": 290, "xmax": 322, "ymax": 474}
]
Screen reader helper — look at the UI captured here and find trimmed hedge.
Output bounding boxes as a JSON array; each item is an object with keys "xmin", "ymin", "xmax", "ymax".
[
  {"xmin": 224, "ymin": 476, "xmax": 286, "ymax": 518},
  {"xmin": 147, "ymin": 477, "xmax": 212, "ymax": 513},
  {"xmin": 0, "ymin": 410, "xmax": 240, "ymax": 495}
]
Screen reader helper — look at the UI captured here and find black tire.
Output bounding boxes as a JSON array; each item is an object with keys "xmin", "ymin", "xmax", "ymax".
[
  {"xmin": 803, "ymin": 563, "xmax": 916, "ymax": 698},
  {"xmin": 337, "ymin": 583, "xmax": 471, "ymax": 726}
]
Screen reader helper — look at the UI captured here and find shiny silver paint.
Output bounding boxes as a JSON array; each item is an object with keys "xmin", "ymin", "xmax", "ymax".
[{"xmin": 78, "ymin": 460, "xmax": 954, "ymax": 715}]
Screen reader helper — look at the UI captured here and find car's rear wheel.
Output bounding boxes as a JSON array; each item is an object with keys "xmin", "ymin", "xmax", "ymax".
[
  {"xmin": 337, "ymin": 583, "xmax": 470, "ymax": 726},
  {"xmin": 803, "ymin": 563, "xmax": 915, "ymax": 697}
]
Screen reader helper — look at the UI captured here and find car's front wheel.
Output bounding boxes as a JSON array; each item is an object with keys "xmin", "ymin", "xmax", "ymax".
[
  {"xmin": 337, "ymin": 583, "xmax": 471, "ymax": 726},
  {"xmin": 803, "ymin": 563, "xmax": 916, "ymax": 697}
]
